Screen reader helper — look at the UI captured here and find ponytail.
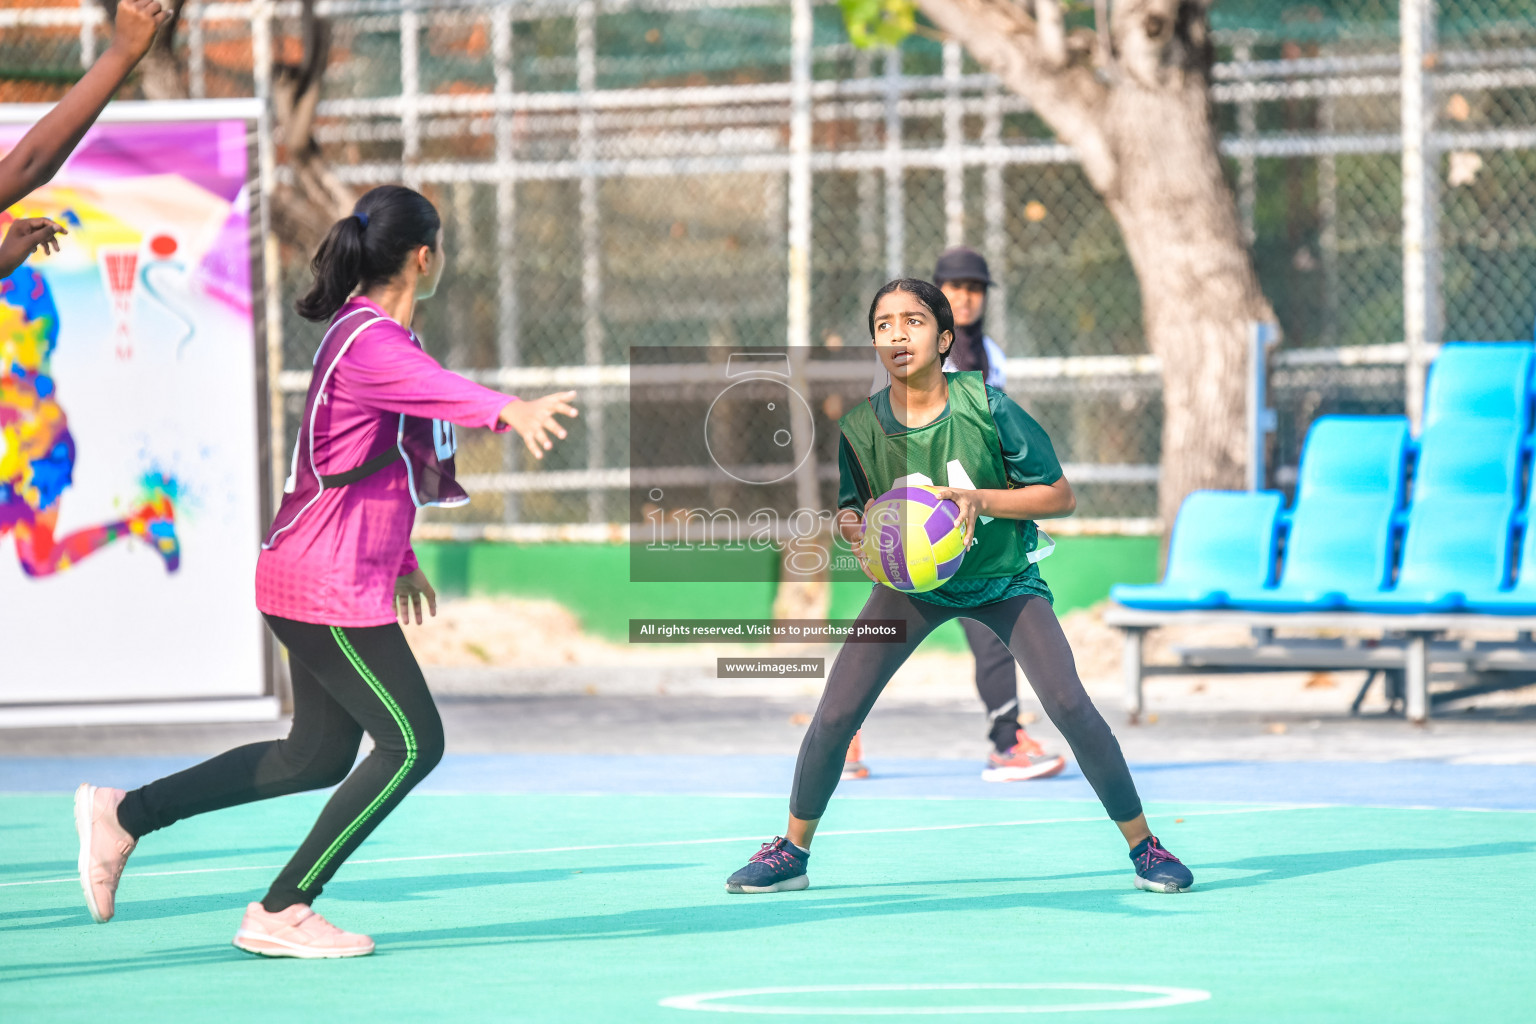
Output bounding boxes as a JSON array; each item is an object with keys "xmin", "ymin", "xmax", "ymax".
[{"xmin": 295, "ymin": 185, "xmax": 442, "ymax": 322}]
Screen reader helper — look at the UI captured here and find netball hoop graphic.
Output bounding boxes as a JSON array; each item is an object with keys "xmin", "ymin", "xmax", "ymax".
[
  {"xmin": 703, "ymin": 353, "xmax": 815, "ymax": 485},
  {"xmin": 98, "ymin": 245, "xmax": 139, "ymax": 360}
]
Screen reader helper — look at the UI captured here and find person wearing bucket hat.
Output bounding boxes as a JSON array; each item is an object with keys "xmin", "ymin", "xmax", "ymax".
[{"xmin": 852, "ymin": 246, "xmax": 1065, "ymax": 785}]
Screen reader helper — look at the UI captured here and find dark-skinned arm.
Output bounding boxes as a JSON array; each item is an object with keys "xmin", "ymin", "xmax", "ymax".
[
  {"xmin": 0, "ymin": 0, "xmax": 170, "ymax": 210},
  {"xmin": 930, "ymin": 478, "xmax": 1077, "ymax": 549}
]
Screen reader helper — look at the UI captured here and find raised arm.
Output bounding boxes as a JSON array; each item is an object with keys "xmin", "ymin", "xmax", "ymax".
[{"xmin": 0, "ymin": 0, "xmax": 169, "ymax": 210}]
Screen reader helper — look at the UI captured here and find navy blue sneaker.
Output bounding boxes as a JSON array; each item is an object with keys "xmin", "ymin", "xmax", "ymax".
[
  {"xmin": 725, "ymin": 837, "xmax": 809, "ymax": 894},
  {"xmin": 1130, "ymin": 835, "xmax": 1193, "ymax": 892}
]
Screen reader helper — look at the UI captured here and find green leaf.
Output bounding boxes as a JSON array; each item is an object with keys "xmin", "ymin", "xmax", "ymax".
[{"xmin": 839, "ymin": 0, "xmax": 919, "ymax": 49}]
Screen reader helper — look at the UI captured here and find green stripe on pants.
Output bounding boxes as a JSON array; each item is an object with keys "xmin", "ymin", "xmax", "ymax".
[{"xmin": 297, "ymin": 626, "xmax": 419, "ymax": 892}]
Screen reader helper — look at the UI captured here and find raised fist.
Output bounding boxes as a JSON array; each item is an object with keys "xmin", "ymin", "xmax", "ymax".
[{"xmin": 110, "ymin": 0, "xmax": 172, "ymax": 61}]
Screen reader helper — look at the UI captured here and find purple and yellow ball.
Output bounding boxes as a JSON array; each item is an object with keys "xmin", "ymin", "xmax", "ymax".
[{"xmin": 859, "ymin": 485, "xmax": 967, "ymax": 593}]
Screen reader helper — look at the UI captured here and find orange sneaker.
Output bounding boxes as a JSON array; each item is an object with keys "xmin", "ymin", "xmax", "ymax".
[
  {"xmin": 74, "ymin": 784, "xmax": 136, "ymax": 923},
  {"xmin": 233, "ymin": 902, "xmax": 375, "ymax": 959},
  {"xmin": 842, "ymin": 731, "xmax": 870, "ymax": 780},
  {"xmin": 981, "ymin": 729, "xmax": 1066, "ymax": 783}
]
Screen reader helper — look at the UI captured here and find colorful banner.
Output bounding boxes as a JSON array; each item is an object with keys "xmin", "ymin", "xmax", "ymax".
[{"xmin": 0, "ymin": 118, "xmax": 264, "ymax": 705}]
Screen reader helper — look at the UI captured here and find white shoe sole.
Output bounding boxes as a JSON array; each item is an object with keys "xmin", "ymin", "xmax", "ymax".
[
  {"xmin": 981, "ymin": 758, "xmax": 1066, "ymax": 783},
  {"xmin": 1133, "ymin": 875, "xmax": 1192, "ymax": 894},
  {"xmin": 233, "ymin": 930, "xmax": 374, "ymax": 959},
  {"xmin": 725, "ymin": 874, "xmax": 810, "ymax": 894},
  {"xmin": 74, "ymin": 784, "xmax": 107, "ymax": 924}
]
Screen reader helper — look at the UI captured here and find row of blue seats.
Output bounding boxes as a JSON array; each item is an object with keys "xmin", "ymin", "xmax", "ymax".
[{"xmin": 1112, "ymin": 342, "xmax": 1536, "ymax": 615}]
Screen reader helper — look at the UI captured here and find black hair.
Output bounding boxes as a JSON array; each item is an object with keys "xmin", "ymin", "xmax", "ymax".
[
  {"xmin": 295, "ymin": 185, "xmax": 442, "ymax": 322},
  {"xmin": 867, "ymin": 278, "xmax": 956, "ymax": 357}
]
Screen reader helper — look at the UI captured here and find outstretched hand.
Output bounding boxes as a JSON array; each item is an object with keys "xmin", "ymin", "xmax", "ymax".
[
  {"xmin": 394, "ymin": 568, "xmax": 438, "ymax": 626},
  {"xmin": 109, "ymin": 0, "xmax": 172, "ymax": 61},
  {"xmin": 499, "ymin": 391, "xmax": 579, "ymax": 460},
  {"xmin": 0, "ymin": 217, "xmax": 66, "ymax": 278}
]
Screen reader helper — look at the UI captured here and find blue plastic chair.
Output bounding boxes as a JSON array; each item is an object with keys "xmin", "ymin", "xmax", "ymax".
[
  {"xmin": 1422, "ymin": 342, "xmax": 1532, "ymax": 429},
  {"xmin": 1225, "ymin": 416, "xmax": 1409, "ymax": 611},
  {"xmin": 1344, "ymin": 417, "xmax": 1522, "ymax": 612},
  {"xmin": 1463, "ymin": 460, "xmax": 1536, "ymax": 613},
  {"xmin": 1111, "ymin": 491, "xmax": 1283, "ymax": 610}
]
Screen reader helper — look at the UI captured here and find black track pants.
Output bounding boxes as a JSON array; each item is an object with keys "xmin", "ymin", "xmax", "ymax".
[
  {"xmin": 960, "ymin": 618, "xmax": 1024, "ymax": 751},
  {"xmin": 117, "ymin": 615, "xmax": 444, "ymax": 912},
  {"xmin": 790, "ymin": 587, "xmax": 1142, "ymax": 823}
]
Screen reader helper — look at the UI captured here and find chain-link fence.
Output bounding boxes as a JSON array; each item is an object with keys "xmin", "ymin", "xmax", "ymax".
[{"xmin": 3, "ymin": 0, "xmax": 1534, "ymax": 535}]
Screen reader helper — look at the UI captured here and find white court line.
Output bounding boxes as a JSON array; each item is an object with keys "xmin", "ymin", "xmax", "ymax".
[
  {"xmin": 0, "ymin": 803, "xmax": 1325, "ymax": 890},
  {"xmin": 658, "ymin": 982, "xmax": 1213, "ymax": 1016}
]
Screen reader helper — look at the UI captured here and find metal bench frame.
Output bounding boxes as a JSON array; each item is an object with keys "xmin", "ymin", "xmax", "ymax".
[{"xmin": 1103, "ymin": 606, "xmax": 1536, "ymax": 724}]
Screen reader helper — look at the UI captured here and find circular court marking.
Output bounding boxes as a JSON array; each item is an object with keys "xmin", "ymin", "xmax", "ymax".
[{"xmin": 659, "ymin": 983, "xmax": 1212, "ymax": 1015}]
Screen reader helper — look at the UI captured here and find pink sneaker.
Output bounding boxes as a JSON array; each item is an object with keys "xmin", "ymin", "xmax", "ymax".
[
  {"xmin": 981, "ymin": 730, "xmax": 1067, "ymax": 783},
  {"xmin": 74, "ymin": 784, "xmax": 136, "ymax": 923},
  {"xmin": 233, "ymin": 902, "xmax": 375, "ymax": 959}
]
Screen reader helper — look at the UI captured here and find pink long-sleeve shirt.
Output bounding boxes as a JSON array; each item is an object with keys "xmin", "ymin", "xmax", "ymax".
[{"xmin": 255, "ymin": 296, "xmax": 515, "ymax": 626}]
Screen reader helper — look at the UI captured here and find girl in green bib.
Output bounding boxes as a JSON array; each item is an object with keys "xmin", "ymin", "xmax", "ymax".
[{"xmin": 725, "ymin": 279, "xmax": 1193, "ymax": 896}]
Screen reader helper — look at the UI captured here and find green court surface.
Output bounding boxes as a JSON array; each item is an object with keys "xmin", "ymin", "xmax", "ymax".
[{"xmin": 2, "ymin": 792, "xmax": 1533, "ymax": 1022}]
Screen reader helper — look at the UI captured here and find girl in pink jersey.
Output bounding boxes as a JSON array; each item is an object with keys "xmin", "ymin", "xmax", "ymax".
[{"xmin": 72, "ymin": 185, "xmax": 578, "ymax": 958}]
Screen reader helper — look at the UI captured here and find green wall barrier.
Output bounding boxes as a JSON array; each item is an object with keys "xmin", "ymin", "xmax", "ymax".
[{"xmin": 414, "ymin": 535, "xmax": 1159, "ymax": 651}]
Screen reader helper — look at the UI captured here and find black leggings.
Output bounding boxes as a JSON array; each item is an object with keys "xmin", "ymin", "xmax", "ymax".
[
  {"xmin": 961, "ymin": 618, "xmax": 1024, "ymax": 751},
  {"xmin": 792, "ymin": 588, "xmax": 1142, "ymax": 823},
  {"xmin": 116, "ymin": 615, "xmax": 444, "ymax": 912}
]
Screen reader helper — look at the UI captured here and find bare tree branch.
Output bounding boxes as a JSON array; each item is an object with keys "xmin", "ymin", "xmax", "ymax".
[
  {"xmin": 1033, "ymin": 0, "xmax": 1067, "ymax": 68},
  {"xmin": 268, "ymin": 1, "xmax": 353, "ymax": 252},
  {"xmin": 917, "ymin": 0, "xmax": 1272, "ymax": 533},
  {"xmin": 1113, "ymin": 0, "xmax": 1212, "ymax": 90},
  {"xmin": 918, "ymin": 0, "xmax": 1117, "ymax": 192}
]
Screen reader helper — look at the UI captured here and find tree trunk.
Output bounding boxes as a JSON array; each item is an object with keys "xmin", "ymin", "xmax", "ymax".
[
  {"xmin": 1098, "ymin": 35, "xmax": 1273, "ymax": 532},
  {"xmin": 912, "ymin": 0, "xmax": 1276, "ymax": 533}
]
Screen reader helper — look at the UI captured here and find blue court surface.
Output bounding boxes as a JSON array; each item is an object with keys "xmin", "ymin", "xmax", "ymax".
[{"xmin": 3, "ymin": 755, "xmax": 1534, "ymax": 1022}]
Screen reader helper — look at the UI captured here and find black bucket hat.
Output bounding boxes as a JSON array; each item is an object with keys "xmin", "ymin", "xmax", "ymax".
[{"xmin": 933, "ymin": 246, "xmax": 992, "ymax": 287}]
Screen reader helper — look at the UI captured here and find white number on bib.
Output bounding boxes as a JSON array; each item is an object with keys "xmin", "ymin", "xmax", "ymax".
[{"xmin": 890, "ymin": 463, "xmax": 994, "ymax": 526}]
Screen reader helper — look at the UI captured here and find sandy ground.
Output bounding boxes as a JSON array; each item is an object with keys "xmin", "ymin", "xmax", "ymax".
[
  {"xmin": 8, "ymin": 598, "xmax": 1531, "ymax": 763},
  {"xmin": 403, "ymin": 597, "xmax": 1536, "ymax": 718}
]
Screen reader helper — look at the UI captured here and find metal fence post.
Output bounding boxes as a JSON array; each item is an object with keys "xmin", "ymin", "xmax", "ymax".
[
  {"xmin": 1248, "ymin": 321, "xmax": 1278, "ymax": 491},
  {"xmin": 982, "ymin": 81, "xmax": 1006, "ymax": 351},
  {"xmin": 78, "ymin": 0, "xmax": 95, "ymax": 67},
  {"xmin": 493, "ymin": 2, "xmax": 520, "ymax": 523},
  {"xmin": 187, "ymin": 1, "xmax": 206, "ymax": 98},
  {"xmin": 883, "ymin": 47, "xmax": 904, "ymax": 279},
  {"xmin": 1235, "ymin": 40, "xmax": 1257, "ymax": 246},
  {"xmin": 400, "ymin": 0, "xmax": 422, "ymax": 180},
  {"xmin": 788, "ymin": 0, "xmax": 819, "ymax": 515},
  {"xmin": 942, "ymin": 39, "xmax": 964, "ymax": 248},
  {"xmin": 787, "ymin": 0, "xmax": 812, "ymax": 353},
  {"xmin": 576, "ymin": 0, "xmax": 605, "ymax": 522},
  {"xmin": 1401, "ymin": 0, "xmax": 1439, "ymax": 431},
  {"xmin": 1319, "ymin": 92, "xmax": 1340, "ymax": 347},
  {"xmin": 252, "ymin": 0, "xmax": 282, "ymax": 509},
  {"xmin": 855, "ymin": 48, "xmax": 881, "ymax": 281}
]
